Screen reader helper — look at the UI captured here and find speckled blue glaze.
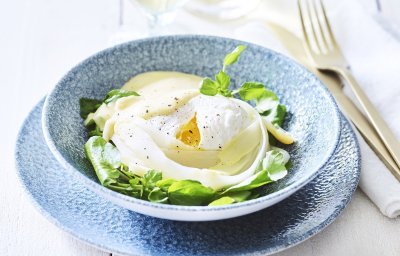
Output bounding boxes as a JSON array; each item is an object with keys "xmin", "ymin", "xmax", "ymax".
[
  {"xmin": 42, "ymin": 35, "xmax": 342, "ymax": 220},
  {"xmin": 17, "ymin": 99, "xmax": 359, "ymax": 255}
]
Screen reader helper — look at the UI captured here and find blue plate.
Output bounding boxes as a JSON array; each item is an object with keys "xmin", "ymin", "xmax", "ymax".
[{"xmin": 16, "ymin": 99, "xmax": 360, "ymax": 255}]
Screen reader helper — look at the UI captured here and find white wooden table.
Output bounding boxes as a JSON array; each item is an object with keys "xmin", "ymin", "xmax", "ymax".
[{"xmin": 1, "ymin": 0, "xmax": 399, "ymax": 255}]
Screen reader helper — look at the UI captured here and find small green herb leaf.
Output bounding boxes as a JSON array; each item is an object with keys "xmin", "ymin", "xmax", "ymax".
[
  {"xmin": 168, "ymin": 180, "xmax": 215, "ymax": 206},
  {"xmin": 223, "ymin": 45, "xmax": 247, "ymax": 70},
  {"xmin": 216, "ymin": 71, "xmax": 232, "ymax": 97},
  {"xmin": 255, "ymin": 90, "xmax": 279, "ymax": 114},
  {"xmin": 222, "ymin": 170, "xmax": 272, "ymax": 194},
  {"xmin": 103, "ymin": 89, "xmax": 140, "ymax": 104},
  {"xmin": 225, "ymin": 190, "xmax": 252, "ymax": 202},
  {"xmin": 102, "ymin": 143, "xmax": 121, "ymax": 168},
  {"xmin": 142, "ymin": 170, "xmax": 163, "ymax": 190},
  {"xmin": 85, "ymin": 136, "xmax": 121, "ymax": 186},
  {"xmin": 253, "ymin": 89, "xmax": 287, "ymax": 127},
  {"xmin": 156, "ymin": 178, "xmax": 177, "ymax": 192},
  {"xmin": 80, "ymin": 98, "xmax": 102, "ymax": 119},
  {"xmin": 261, "ymin": 149, "xmax": 289, "ymax": 181},
  {"xmin": 271, "ymin": 104, "xmax": 286, "ymax": 126},
  {"xmin": 129, "ymin": 177, "xmax": 140, "ymax": 186},
  {"xmin": 221, "ymin": 149, "xmax": 289, "ymax": 193},
  {"xmin": 216, "ymin": 71, "xmax": 230, "ymax": 90},
  {"xmin": 238, "ymin": 82, "xmax": 266, "ymax": 101},
  {"xmin": 148, "ymin": 187, "xmax": 169, "ymax": 203},
  {"xmin": 209, "ymin": 191, "xmax": 252, "ymax": 206},
  {"xmin": 209, "ymin": 196, "xmax": 235, "ymax": 206},
  {"xmin": 200, "ymin": 78, "xmax": 218, "ymax": 96}
]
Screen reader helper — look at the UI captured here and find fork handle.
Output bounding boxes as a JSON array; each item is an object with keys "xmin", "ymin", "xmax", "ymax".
[{"xmin": 337, "ymin": 68, "xmax": 400, "ymax": 169}]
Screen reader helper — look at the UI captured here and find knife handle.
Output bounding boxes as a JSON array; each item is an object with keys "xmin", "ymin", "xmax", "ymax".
[
  {"xmin": 338, "ymin": 69, "xmax": 400, "ymax": 167},
  {"xmin": 322, "ymin": 72, "xmax": 400, "ymax": 181}
]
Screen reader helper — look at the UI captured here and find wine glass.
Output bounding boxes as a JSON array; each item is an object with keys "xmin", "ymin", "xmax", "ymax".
[
  {"xmin": 129, "ymin": 0, "xmax": 190, "ymax": 36},
  {"xmin": 108, "ymin": 0, "xmax": 190, "ymax": 46}
]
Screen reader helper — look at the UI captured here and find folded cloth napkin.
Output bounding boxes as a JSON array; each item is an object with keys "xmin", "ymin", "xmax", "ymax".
[
  {"xmin": 175, "ymin": 0, "xmax": 400, "ymax": 217},
  {"xmin": 328, "ymin": 0, "xmax": 400, "ymax": 218}
]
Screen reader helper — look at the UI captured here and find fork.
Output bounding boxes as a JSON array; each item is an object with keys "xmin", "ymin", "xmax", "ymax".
[{"xmin": 298, "ymin": 0, "xmax": 400, "ymax": 175}]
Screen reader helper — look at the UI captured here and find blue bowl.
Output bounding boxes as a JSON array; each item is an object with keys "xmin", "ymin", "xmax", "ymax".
[{"xmin": 42, "ymin": 35, "xmax": 341, "ymax": 221}]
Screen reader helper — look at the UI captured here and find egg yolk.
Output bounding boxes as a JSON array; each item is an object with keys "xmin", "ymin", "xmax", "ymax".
[{"xmin": 176, "ymin": 114, "xmax": 200, "ymax": 147}]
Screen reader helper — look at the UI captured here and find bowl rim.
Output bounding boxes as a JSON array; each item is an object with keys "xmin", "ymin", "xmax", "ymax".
[{"xmin": 42, "ymin": 34, "xmax": 342, "ymax": 212}]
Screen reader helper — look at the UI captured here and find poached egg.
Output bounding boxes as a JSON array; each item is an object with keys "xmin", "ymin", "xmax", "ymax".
[{"xmin": 90, "ymin": 71, "xmax": 269, "ymax": 190}]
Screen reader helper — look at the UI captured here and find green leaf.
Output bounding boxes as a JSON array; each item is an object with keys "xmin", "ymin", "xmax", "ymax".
[
  {"xmin": 261, "ymin": 149, "xmax": 289, "ymax": 181},
  {"xmin": 87, "ymin": 123, "xmax": 103, "ymax": 137},
  {"xmin": 142, "ymin": 170, "xmax": 163, "ymax": 190},
  {"xmin": 128, "ymin": 183, "xmax": 144, "ymax": 198},
  {"xmin": 209, "ymin": 191, "xmax": 252, "ymax": 206},
  {"xmin": 215, "ymin": 71, "xmax": 231, "ymax": 91},
  {"xmin": 223, "ymin": 45, "xmax": 247, "ymax": 70},
  {"xmin": 271, "ymin": 104, "xmax": 286, "ymax": 126},
  {"xmin": 238, "ymin": 82, "xmax": 266, "ymax": 101},
  {"xmin": 254, "ymin": 89, "xmax": 286, "ymax": 127},
  {"xmin": 225, "ymin": 190, "xmax": 252, "ymax": 202},
  {"xmin": 109, "ymin": 182, "xmax": 142, "ymax": 198},
  {"xmin": 168, "ymin": 180, "xmax": 215, "ymax": 206},
  {"xmin": 222, "ymin": 170, "xmax": 272, "ymax": 194},
  {"xmin": 255, "ymin": 90, "xmax": 279, "ymax": 113},
  {"xmin": 103, "ymin": 89, "xmax": 140, "ymax": 104},
  {"xmin": 129, "ymin": 177, "xmax": 140, "ymax": 186},
  {"xmin": 148, "ymin": 187, "xmax": 169, "ymax": 203},
  {"xmin": 156, "ymin": 178, "xmax": 177, "ymax": 192},
  {"xmin": 209, "ymin": 197, "xmax": 235, "ymax": 206},
  {"xmin": 200, "ymin": 73, "xmax": 233, "ymax": 97},
  {"xmin": 200, "ymin": 78, "xmax": 218, "ymax": 96},
  {"xmin": 216, "ymin": 71, "xmax": 232, "ymax": 97},
  {"xmin": 220, "ymin": 149, "xmax": 289, "ymax": 194},
  {"xmin": 85, "ymin": 136, "xmax": 121, "ymax": 186},
  {"xmin": 79, "ymin": 98, "xmax": 102, "ymax": 119},
  {"xmin": 102, "ymin": 142, "xmax": 121, "ymax": 168},
  {"xmin": 237, "ymin": 83, "xmax": 286, "ymax": 127}
]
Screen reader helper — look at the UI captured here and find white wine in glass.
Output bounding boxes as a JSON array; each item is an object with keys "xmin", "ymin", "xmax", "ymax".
[{"xmin": 187, "ymin": 0, "xmax": 261, "ymax": 20}]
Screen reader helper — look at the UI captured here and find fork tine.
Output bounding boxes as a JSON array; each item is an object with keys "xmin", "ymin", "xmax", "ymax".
[
  {"xmin": 319, "ymin": 0, "xmax": 338, "ymax": 47},
  {"xmin": 304, "ymin": 0, "xmax": 323, "ymax": 53},
  {"xmin": 298, "ymin": 0, "xmax": 318, "ymax": 54},
  {"xmin": 311, "ymin": 0, "xmax": 330, "ymax": 51}
]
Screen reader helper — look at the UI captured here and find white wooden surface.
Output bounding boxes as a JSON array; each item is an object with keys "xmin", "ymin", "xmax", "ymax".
[{"xmin": 1, "ymin": 0, "xmax": 400, "ymax": 255}]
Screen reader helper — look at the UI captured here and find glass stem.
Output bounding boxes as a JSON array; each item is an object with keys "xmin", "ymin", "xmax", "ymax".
[
  {"xmin": 147, "ymin": 11, "xmax": 176, "ymax": 36},
  {"xmin": 148, "ymin": 14, "xmax": 161, "ymax": 36}
]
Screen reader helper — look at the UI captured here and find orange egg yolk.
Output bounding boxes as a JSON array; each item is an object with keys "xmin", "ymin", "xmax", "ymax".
[{"xmin": 176, "ymin": 114, "xmax": 200, "ymax": 147}]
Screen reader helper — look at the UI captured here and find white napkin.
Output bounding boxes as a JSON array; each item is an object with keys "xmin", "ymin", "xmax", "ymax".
[
  {"xmin": 173, "ymin": 0, "xmax": 400, "ymax": 217},
  {"xmin": 328, "ymin": 0, "xmax": 400, "ymax": 218},
  {"xmin": 230, "ymin": 0, "xmax": 400, "ymax": 218}
]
